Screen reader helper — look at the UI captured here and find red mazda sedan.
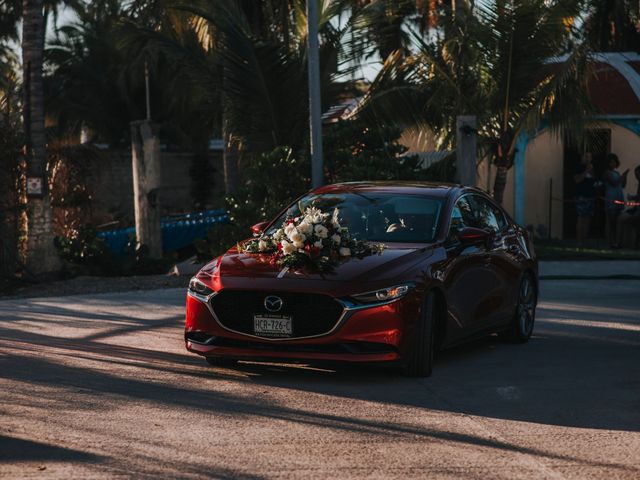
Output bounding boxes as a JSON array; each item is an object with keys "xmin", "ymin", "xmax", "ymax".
[{"xmin": 185, "ymin": 182, "xmax": 538, "ymax": 376}]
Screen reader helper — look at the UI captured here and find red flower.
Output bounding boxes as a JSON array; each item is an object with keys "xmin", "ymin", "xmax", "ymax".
[{"xmin": 305, "ymin": 244, "xmax": 321, "ymax": 259}]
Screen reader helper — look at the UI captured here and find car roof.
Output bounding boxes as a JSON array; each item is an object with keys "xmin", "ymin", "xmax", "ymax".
[{"xmin": 312, "ymin": 181, "xmax": 468, "ymax": 199}]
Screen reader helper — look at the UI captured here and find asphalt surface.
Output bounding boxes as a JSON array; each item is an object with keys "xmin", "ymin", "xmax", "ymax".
[{"xmin": 0, "ymin": 280, "xmax": 639, "ymax": 479}]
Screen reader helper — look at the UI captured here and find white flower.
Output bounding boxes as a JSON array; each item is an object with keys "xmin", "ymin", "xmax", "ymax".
[
  {"xmin": 297, "ymin": 221, "xmax": 313, "ymax": 235},
  {"xmin": 304, "ymin": 206, "xmax": 321, "ymax": 219},
  {"xmin": 332, "ymin": 208, "xmax": 341, "ymax": 229},
  {"xmin": 314, "ymin": 224, "xmax": 329, "ymax": 238},
  {"xmin": 290, "ymin": 231, "xmax": 306, "ymax": 245},
  {"xmin": 339, "ymin": 247, "xmax": 351, "ymax": 257},
  {"xmin": 273, "ymin": 229, "xmax": 285, "ymax": 241},
  {"xmin": 314, "ymin": 240, "xmax": 323, "ymax": 249},
  {"xmin": 331, "ymin": 234, "xmax": 341, "ymax": 244},
  {"xmin": 305, "ymin": 206, "xmax": 328, "ymax": 224},
  {"xmin": 258, "ymin": 239, "xmax": 269, "ymax": 251},
  {"xmin": 281, "ymin": 240, "xmax": 296, "ymax": 255},
  {"xmin": 284, "ymin": 223, "xmax": 297, "ymax": 238}
]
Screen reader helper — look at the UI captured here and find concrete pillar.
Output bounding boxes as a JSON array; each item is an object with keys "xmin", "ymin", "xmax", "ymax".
[
  {"xmin": 25, "ymin": 195, "xmax": 60, "ymax": 274},
  {"xmin": 455, "ymin": 116, "xmax": 477, "ymax": 186},
  {"xmin": 513, "ymin": 132, "xmax": 529, "ymax": 226},
  {"xmin": 130, "ymin": 120, "xmax": 162, "ymax": 259}
]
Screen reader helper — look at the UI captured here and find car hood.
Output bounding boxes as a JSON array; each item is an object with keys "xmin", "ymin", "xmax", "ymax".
[{"xmin": 209, "ymin": 243, "xmax": 434, "ymax": 284}]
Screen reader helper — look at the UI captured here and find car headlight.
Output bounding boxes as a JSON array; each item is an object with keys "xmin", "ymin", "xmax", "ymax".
[
  {"xmin": 188, "ymin": 277, "xmax": 214, "ymax": 298},
  {"xmin": 351, "ymin": 284, "xmax": 413, "ymax": 304}
]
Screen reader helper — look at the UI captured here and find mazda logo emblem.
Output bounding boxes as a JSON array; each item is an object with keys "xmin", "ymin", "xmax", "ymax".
[{"xmin": 264, "ymin": 295, "xmax": 283, "ymax": 312}]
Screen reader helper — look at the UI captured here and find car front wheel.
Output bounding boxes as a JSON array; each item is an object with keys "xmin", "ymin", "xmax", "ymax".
[{"xmin": 404, "ymin": 292, "xmax": 436, "ymax": 377}]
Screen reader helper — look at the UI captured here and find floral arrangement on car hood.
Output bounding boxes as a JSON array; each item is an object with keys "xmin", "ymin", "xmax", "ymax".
[{"xmin": 242, "ymin": 206, "xmax": 384, "ymax": 270}]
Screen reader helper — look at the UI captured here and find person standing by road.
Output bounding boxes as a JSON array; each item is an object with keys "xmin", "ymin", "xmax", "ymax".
[
  {"xmin": 617, "ymin": 165, "xmax": 640, "ymax": 248},
  {"xmin": 603, "ymin": 153, "xmax": 628, "ymax": 248},
  {"xmin": 574, "ymin": 152, "xmax": 596, "ymax": 246}
]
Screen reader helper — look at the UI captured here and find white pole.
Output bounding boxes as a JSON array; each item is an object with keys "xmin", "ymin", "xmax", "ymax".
[{"xmin": 307, "ymin": 0, "xmax": 324, "ymax": 188}]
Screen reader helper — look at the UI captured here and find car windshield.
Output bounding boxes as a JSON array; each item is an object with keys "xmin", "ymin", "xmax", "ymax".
[{"xmin": 267, "ymin": 193, "xmax": 444, "ymax": 243}]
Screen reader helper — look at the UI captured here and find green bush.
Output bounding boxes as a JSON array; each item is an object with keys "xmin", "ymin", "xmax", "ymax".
[
  {"xmin": 55, "ymin": 227, "xmax": 172, "ymax": 276},
  {"xmin": 324, "ymin": 120, "xmax": 423, "ymax": 182},
  {"xmin": 195, "ymin": 147, "xmax": 309, "ymax": 259}
]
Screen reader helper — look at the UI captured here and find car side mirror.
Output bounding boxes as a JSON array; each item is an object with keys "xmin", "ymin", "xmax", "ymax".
[
  {"xmin": 457, "ymin": 227, "xmax": 491, "ymax": 245},
  {"xmin": 251, "ymin": 221, "xmax": 270, "ymax": 236}
]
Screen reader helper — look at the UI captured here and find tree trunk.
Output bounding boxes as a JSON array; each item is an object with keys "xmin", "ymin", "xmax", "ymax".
[
  {"xmin": 221, "ymin": 51, "xmax": 239, "ymax": 195},
  {"xmin": 22, "ymin": 0, "xmax": 60, "ymax": 275},
  {"xmin": 223, "ymin": 124, "xmax": 240, "ymax": 195},
  {"xmin": 131, "ymin": 121, "xmax": 163, "ymax": 259},
  {"xmin": 493, "ymin": 165, "xmax": 509, "ymax": 205}
]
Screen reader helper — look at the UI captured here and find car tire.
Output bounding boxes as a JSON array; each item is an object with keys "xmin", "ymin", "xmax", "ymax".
[
  {"xmin": 205, "ymin": 356, "xmax": 238, "ymax": 367},
  {"xmin": 404, "ymin": 292, "xmax": 436, "ymax": 378},
  {"xmin": 500, "ymin": 272, "xmax": 537, "ymax": 343}
]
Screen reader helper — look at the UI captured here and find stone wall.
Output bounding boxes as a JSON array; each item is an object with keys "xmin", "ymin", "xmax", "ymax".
[{"xmin": 80, "ymin": 150, "xmax": 224, "ymax": 228}]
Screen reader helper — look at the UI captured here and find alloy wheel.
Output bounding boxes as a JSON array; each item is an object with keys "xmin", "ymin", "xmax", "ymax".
[{"xmin": 517, "ymin": 275, "xmax": 536, "ymax": 336}]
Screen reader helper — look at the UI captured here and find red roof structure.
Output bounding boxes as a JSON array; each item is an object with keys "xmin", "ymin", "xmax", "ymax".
[{"xmin": 549, "ymin": 52, "xmax": 640, "ymax": 116}]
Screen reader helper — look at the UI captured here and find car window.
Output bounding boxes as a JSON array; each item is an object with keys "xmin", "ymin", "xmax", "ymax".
[
  {"xmin": 494, "ymin": 205, "xmax": 507, "ymax": 231},
  {"xmin": 469, "ymin": 195, "xmax": 505, "ymax": 233},
  {"xmin": 448, "ymin": 196, "xmax": 475, "ymax": 241}
]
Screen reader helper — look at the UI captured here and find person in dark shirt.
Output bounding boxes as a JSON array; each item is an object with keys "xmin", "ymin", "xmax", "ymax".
[
  {"xmin": 574, "ymin": 152, "xmax": 596, "ymax": 246},
  {"xmin": 603, "ymin": 154, "xmax": 628, "ymax": 248},
  {"xmin": 617, "ymin": 165, "xmax": 640, "ymax": 248}
]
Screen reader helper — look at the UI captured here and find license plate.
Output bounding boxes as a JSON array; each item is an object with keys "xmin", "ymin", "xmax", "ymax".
[{"xmin": 253, "ymin": 315, "xmax": 292, "ymax": 338}]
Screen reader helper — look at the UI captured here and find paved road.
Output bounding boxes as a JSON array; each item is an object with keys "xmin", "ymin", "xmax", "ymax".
[{"xmin": 0, "ymin": 280, "xmax": 639, "ymax": 479}]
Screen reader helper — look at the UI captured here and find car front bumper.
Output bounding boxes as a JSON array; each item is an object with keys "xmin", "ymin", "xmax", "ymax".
[{"xmin": 184, "ymin": 291, "xmax": 420, "ymax": 363}]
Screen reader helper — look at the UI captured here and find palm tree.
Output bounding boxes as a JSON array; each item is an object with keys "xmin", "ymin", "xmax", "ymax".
[
  {"xmin": 120, "ymin": 0, "xmax": 363, "ymax": 194},
  {"xmin": 584, "ymin": 0, "xmax": 640, "ymax": 51},
  {"xmin": 358, "ymin": 0, "xmax": 593, "ymax": 205},
  {"xmin": 47, "ymin": 1, "xmax": 174, "ymax": 145},
  {"xmin": 0, "ymin": 1, "xmax": 21, "ymax": 42},
  {"xmin": 1, "ymin": 0, "xmax": 21, "ymax": 278},
  {"xmin": 22, "ymin": 0, "xmax": 62, "ymax": 273}
]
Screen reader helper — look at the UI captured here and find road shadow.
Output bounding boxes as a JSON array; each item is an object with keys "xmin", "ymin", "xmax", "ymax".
[
  {"xmin": 0, "ymin": 435, "xmax": 102, "ymax": 462},
  {"xmin": 0, "ymin": 352, "xmax": 633, "ymax": 475},
  {"xmin": 0, "ymin": 279, "xmax": 638, "ymax": 476},
  {"xmin": 2, "ymin": 296, "xmax": 639, "ymax": 437},
  {"xmin": 226, "ymin": 320, "xmax": 640, "ymax": 433}
]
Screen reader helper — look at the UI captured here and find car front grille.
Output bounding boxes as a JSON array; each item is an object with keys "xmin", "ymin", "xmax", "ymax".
[{"xmin": 210, "ymin": 290, "xmax": 344, "ymax": 339}]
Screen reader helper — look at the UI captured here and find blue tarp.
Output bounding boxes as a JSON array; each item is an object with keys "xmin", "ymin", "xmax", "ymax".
[{"xmin": 97, "ymin": 209, "xmax": 228, "ymax": 256}]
